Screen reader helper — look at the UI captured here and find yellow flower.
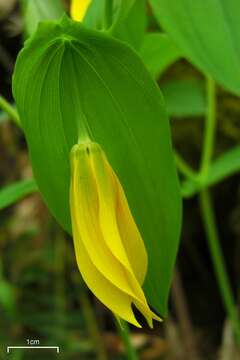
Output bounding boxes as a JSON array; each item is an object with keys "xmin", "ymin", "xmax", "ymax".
[
  {"xmin": 70, "ymin": 142, "xmax": 161, "ymax": 327},
  {"xmin": 70, "ymin": 0, "xmax": 91, "ymax": 22}
]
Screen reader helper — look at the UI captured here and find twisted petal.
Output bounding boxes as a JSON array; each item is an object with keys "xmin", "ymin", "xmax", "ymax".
[
  {"xmin": 70, "ymin": 142, "xmax": 161, "ymax": 327},
  {"xmin": 70, "ymin": 0, "xmax": 91, "ymax": 22}
]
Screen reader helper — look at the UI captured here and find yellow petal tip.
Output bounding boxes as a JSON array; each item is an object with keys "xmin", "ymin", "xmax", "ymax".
[{"xmin": 70, "ymin": 0, "xmax": 91, "ymax": 22}]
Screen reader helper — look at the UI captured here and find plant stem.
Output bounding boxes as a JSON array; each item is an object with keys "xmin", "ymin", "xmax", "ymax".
[
  {"xmin": 115, "ymin": 319, "xmax": 138, "ymax": 360},
  {"xmin": 198, "ymin": 75, "xmax": 240, "ymax": 344},
  {"xmin": 80, "ymin": 289, "xmax": 108, "ymax": 360},
  {"xmin": 200, "ymin": 77, "xmax": 216, "ymax": 179},
  {"xmin": 0, "ymin": 95, "xmax": 20, "ymax": 126},
  {"xmin": 199, "ymin": 190, "xmax": 240, "ymax": 345},
  {"xmin": 175, "ymin": 78, "xmax": 216, "ymax": 188},
  {"xmin": 174, "ymin": 151, "xmax": 198, "ymax": 181},
  {"xmin": 54, "ymin": 233, "xmax": 66, "ymax": 342},
  {"xmin": 172, "ymin": 267, "xmax": 201, "ymax": 360}
]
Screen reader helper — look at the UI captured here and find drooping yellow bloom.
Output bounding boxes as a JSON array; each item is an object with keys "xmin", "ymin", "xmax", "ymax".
[
  {"xmin": 70, "ymin": 0, "xmax": 91, "ymax": 22},
  {"xmin": 70, "ymin": 142, "xmax": 161, "ymax": 327}
]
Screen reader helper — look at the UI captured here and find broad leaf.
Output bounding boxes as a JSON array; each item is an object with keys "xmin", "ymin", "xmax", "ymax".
[
  {"xmin": 22, "ymin": 0, "xmax": 65, "ymax": 35},
  {"xmin": 0, "ymin": 179, "xmax": 38, "ymax": 210},
  {"xmin": 150, "ymin": 0, "xmax": 240, "ymax": 95},
  {"xmin": 81, "ymin": 0, "xmax": 104, "ymax": 29},
  {"xmin": 182, "ymin": 146, "xmax": 240, "ymax": 197},
  {"xmin": 83, "ymin": 0, "xmax": 146, "ymax": 49},
  {"xmin": 162, "ymin": 79, "xmax": 206, "ymax": 118},
  {"xmin": 112, "ymin": 0, "xmax": 137, "ymax": 28},
  {"xmin": 114, "ymin": 0, "xmax": 147, "ymax": 50},
  {"xmin": 83, "ymin": 0, "xmax": 136, "ymax": 29},
  {"xmin": 13, "ymin": 17, "xmax": 181, "ymax": 316},
  {"xmin": 140, "ymin": 33, "xmax": 181, "ymax": 79}
]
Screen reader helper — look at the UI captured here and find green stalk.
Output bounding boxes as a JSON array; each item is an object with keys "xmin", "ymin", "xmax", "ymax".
[
  {"xmin": 199, "ymin": 190, "xmax": 240, "ymax": 345},
  {"xmin": 54, "ymin": 233, "xmax": 66, "ymax": 342},
  {"xmin": 174, "ymin": 151, "xmax": 198, "ymax": 181},
  {"xmin": 0, "ymin": 95, "xmax": 20, "ymax": 126},
  {"xmin": 115, "ymin": 319, "xmax": 138, "ymax": 360},
  {"xmin": 198, "ymin": 76, "xmax": 240, "ymax": 345},
  {"xmin": 80, "ymin": 289, "xmax": 108, "ymax": 360},
  {"xmin": 175, "ymin": 78, "xmax": 216, "ymax": 189},
  {"xmin": 200, "ymin": 77, "xmax": 216, "ymax": 178}
]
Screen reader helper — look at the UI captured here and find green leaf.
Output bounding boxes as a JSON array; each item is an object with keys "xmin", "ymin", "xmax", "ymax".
[
  {"xmin": 140, "ymin": 33, "xmax": 181, "ymax": 78},
  {"xmin": 182, "ymin": 146, "xmax": 240, "ymax": 197},
  {"xmin": 150, "ymin": 0, "xmax": 240, "ymax": 95},
  {"xmin": 82, "ymin": 0, "xmax": 105, "ymax": 29},
  {"xmin": 0, "ymin": 280, "xmax": 16, "ymax": 314},
  {"xmin": 112, "ymin": 0, "xmax": 137, "ymax": 27},
  {"xmin": 162, "ymin": 79, "xmax": 206, "ymax": 118},
  {"xmin": 22, "ymin": 0, "xmax": 65, "ymax": 35},
  {"xmin": 0, "ymin": 179, "xmax": 38, "ymax": 210},
  {"xmin": 114, "ymin": 0, "xmax": 147, "ymax": 50},
  {"xmin": 13, "ymin": 16, "xmax": 181, "ymax": 316},
  {"xmin": 0, "ymin": 111, "xmax": 7, "ymax": 123},
  {"xmin": 83, "ymin": 0, "xmax": 146, "ymax": 49},
  {"xmin": 83, "ymin": 0, "xmax": 136, "ymax": 29}
]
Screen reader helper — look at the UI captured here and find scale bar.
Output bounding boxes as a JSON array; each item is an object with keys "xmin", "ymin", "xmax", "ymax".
[{"xmin": 7, "ymin": 346, "xmax": 59, "ymax": 353}]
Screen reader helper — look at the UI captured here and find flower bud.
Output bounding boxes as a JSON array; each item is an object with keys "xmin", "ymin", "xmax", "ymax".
[{"xmin": 70, "ymin": 142, "xmax": 161, "ymax": 327}]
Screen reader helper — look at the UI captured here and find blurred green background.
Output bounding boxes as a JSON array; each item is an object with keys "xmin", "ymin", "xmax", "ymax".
[{"xmin": 1, "ymin": 1, "xmax": 240, "ymax": 359}]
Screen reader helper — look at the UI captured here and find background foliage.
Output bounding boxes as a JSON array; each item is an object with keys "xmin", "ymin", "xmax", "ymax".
[{"xmin": 0, "ymin": 1, "xmax": 240, "ymax": 359}]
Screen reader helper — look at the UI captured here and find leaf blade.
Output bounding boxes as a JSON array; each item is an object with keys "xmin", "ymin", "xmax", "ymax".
[
  {"xmin": 162, "ymin": 79, "xmax": 206, "ymax": 118},
  {"xmin": 22, "ymin": 0, "xmax": 65, "ymax": 35},
  {"xmin": 13, "ymin": 17, "xmax": 182, "ymax": 316},
  {"xmin": 140, "ymin": 33, "xmax": 181, "ymax": 78},
  {"xmin": 0, "ymin": 179, "xmax": 38, "ymax": 210},
  {"xmin": 150, "ymin": 0, "xmax": 240, "ymax": 95}
]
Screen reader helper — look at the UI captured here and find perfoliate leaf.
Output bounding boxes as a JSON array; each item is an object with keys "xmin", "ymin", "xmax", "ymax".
[
  {"xmin": 114, "ymin": 0, "xmax": 147, "ymax": 50},
  {"xmin": 140, "ymin": 33, "xmax": 181, "ymax": 79},
  {"xmin": 162, "ymin": 79, "xmax": 206, "ymax": 118},
  {"xmin": 150, "ymin": 0, "xmax": 240, "ymax": 95},
  {"xmin": 81, "ymin": 0, "xmax": 105, "ymax": 29},
  {"xmin": 83, "ymin": 0, "xmax": 146, "ymax": 49},
  {"xmin": 13, "ymin": 16, "xmax": 181, "ymax": 316},
  {"xmin": 111, "ymin": 0, "xmax": 137, "ymax": 29},
  {"xmin": 83, "ymin": 0, "xmax": 136, "ymax": 30}
]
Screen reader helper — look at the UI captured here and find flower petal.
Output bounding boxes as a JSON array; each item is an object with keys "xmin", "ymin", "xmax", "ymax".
[
  {"xmin": 70, "ymin": 0, "xmax": 91, "ymax": 22},
  {"xmin": 89, "ymin": 144, "xmax": 161, "ymax": 325},
  {"xmin": 110, "ymin": 165, "xmax": 148, "ymax": 286},
  {"xmin": 70, "ymin": 142, "xmax": 162, "ymax": 326},
  {"xmin": 70, "ymin": 146, "xmax": 141, "ymax": 298},
  {"xmin": 71, "ymin": 198, "xmax": 141, "ymax": 327}
]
